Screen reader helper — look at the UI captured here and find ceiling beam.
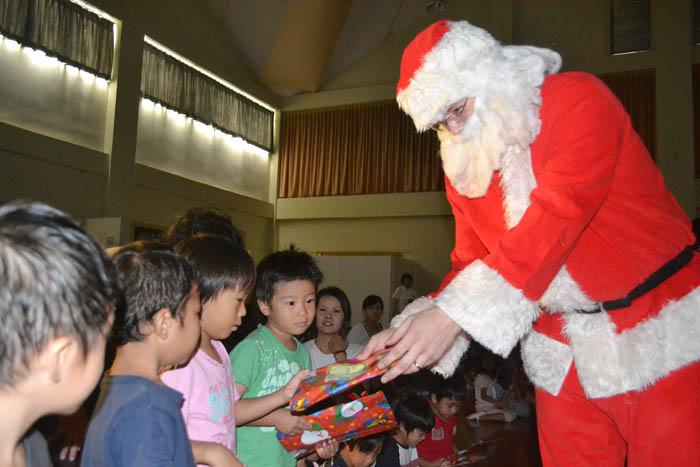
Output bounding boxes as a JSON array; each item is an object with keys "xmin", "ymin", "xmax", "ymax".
[{"xmin": 261, "ymin": 0, "xmax": 353, "ymax": 93}]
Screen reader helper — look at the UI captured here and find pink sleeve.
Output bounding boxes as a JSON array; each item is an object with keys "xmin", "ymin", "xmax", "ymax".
[{"xmin": 160, "ymin": 363, "xmax": 195, "ymax": 425}]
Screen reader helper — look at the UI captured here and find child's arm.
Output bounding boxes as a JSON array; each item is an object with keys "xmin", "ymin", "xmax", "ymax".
[
  {"xmin": 241, "ymin": 406, "xmax": 312, "ymax": 435},
  {"xmin": 235, "ymin": 369, "xmax": 309, "ymax": 425},
  {"xmin": 191, "ymin": 441, "xmax": 245, "ymax": 467}
]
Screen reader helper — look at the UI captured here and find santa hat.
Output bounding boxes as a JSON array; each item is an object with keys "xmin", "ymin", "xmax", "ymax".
[{"xmin": 396, "ymin": 20, "xmax": 562, "ymax": 132}]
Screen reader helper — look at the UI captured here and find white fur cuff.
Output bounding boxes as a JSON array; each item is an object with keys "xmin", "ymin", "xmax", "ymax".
[
  {"xmin": 435, "ymin": 260, "xmax": 540, "ymax": 358},
  {"xmin": 390, "ymin": 296, "xmax": 471, "ymax": 377}
]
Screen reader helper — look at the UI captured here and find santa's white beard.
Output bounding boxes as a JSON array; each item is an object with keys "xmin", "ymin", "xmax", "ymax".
[{"xmin": 438, "ymin": 109, "xmax": 507, "ymax": 198}]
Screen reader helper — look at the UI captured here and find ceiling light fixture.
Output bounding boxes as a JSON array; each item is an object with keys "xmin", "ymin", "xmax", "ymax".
[{"xmin": 426, "ymin": 0, "xmax": 445, "ymax": 13}]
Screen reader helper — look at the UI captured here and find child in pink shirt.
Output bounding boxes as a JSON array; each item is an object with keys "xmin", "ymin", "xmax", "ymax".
[{"xmin": 162, "ymin": 235, "xmax": 309, "ymax": 466}]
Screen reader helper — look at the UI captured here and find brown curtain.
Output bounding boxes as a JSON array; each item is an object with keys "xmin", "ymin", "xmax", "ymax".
[
  {"xmin": 598, "ymin": 70, "xmax": 656, "ymax": 160},
  {"xmin": 279, "ymin": 100, "xmax": 443, "ymax": 198}
]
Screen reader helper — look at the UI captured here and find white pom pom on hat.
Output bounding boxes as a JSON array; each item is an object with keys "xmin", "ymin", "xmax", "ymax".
[{"xmin": 396, "ymin": 20, "xmax": 561, "ymax": 132}]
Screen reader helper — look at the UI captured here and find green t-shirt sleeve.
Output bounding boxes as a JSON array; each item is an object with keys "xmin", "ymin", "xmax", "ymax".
[{"xmin": 230, "ymin": 338, "xmax": 260, "ymax": 396}]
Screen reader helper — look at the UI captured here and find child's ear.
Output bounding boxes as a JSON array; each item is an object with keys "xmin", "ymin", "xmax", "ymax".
[
  {"xmin": 430, "ymin": 393, "xmax": 438, "ymax": 404},
  {"xmin": 258, "ymin": 299, "xmax": 272, "ymax": 317},
  {"xmin": 41, "ymin": 336, "xmax": 74, "ymax": 383},
  {"xmin": 152, "ymin": 308, "xmax": 173, "ymax": 340}
]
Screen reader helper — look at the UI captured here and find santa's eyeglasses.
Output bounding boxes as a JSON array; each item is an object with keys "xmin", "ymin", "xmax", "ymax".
[{"xmin": 430, "ymin": 98, "xmax": 469, "ymax": 132}]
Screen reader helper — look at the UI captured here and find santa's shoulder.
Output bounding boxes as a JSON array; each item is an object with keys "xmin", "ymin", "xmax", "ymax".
[{"xmin": 543, "ymin": 72, "xmax": 615, "ymax": 99}]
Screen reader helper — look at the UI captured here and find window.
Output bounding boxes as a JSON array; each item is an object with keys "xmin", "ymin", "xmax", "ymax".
[{"xmin": 611, "ymin": 0, "xmax": 651, "ymax": 54}]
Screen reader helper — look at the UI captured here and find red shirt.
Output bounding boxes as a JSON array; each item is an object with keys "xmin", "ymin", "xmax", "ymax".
[{"xmin": 417, "ymin": 408, "xmax": 455, "ymax": 462}]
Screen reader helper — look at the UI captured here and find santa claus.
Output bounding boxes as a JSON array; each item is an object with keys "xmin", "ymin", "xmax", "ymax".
[{"xmin": 358, "ymin": 20, "xmax": 700, "ymax": 466}]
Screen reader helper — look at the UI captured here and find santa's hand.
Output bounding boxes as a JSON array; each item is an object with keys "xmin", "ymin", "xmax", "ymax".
[
  {"xmin": 374, "ymin": 306, "xmax": 462, "ymax": 383},
  {"xmin": 356, "ymin": 327, "xmax": 397, "ymax": 361}
]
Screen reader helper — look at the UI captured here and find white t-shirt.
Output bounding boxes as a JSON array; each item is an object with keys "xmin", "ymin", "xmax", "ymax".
[
  {"xmin": 392, "ymin": 285, "xmax": 419, "ymax": 313},
  {"xmin": 474, "ymin": 373, "xmax": 500, "ymax": 412},
  {"xmin": 347, "ymin": 322, "xmax": 383, "ymax": 347},
  {"xmin": 302, "ymin": 339, "xmax": 363, "ymax": 370}
]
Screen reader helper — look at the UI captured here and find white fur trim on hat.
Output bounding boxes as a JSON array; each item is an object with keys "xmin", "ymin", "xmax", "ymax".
[{"xmin": 397, "ymin": 21, "xmax": 561, "ymax": 132}]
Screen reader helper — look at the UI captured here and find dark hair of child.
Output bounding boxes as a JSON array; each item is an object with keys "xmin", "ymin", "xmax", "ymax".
[
  {"xmin": 400, "ymin": 273, "xmax": 413, "ymax": 283},
  {"xmin": 0, "ymin": 201, "xmax": 119, "ymax": 385},
  {"xmin": 313, "ymin": 286, "xmax": 352, "ymax": 338},
  {"xmin": 361, "ymin": 294, "xmax": 384, "ymax": 310},
  {"xmin": 176, "ymin": 234, "xmax": 255, "ymax": 302},
  {"xmin": 393, "ymin": 393, "xmax": 435, "ymax": 433},
  {"xmin": 431, "ymin": 374, "xmax": 467, "ymax": 402},
  {"xmin": 161, "ymin": 207, "xmax": 245, "ymax": 249},
  {"xmin": 111, "ymin": 249, "xmax": 197, "ymax": 347},
  {"xmin": 255, "ymin": 245, "xmax": 323, "ymax": 306},
  {"xmin": 342, "ymin": 432, "xmax": 386, "ymax": 454}
]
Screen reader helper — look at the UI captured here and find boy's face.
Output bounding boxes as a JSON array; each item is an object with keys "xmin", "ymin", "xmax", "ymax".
[
  {"xmin": 431, "ymin": 394, "xmax": 462, "ymax": 422},
  {"xmin": 168, "ymin": 285, "xmax": 202, "ymax": 365},
  {"xmin": 344, "ymin": 445, "xmax": 382, "ymax": 467},
  {"xmin": 260, "ymin": 279, "xmax": 316, "ymax": 339},
  {"xmin": 404, "ymin": 427, "xmax": 428, "ymax": 448},
  {"xmin": 201, "ymin": 285, "xmax": 248, "ymax": 340}
]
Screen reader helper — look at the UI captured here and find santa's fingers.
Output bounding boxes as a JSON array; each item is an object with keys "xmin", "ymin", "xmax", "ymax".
[
  {"xmin": 379, "ymin": 343, "xmax": 424, "ymax": 383},
  {"xmin": 356, "ymin": 328, "xmax": 396, "ymax": 361},
  {"xmin": 372, "ymin": 318, "xmax": 417, "ymax": 370}
]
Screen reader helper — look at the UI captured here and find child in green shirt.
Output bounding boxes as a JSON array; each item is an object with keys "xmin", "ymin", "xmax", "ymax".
[{"xmin": 231, "ymin": 247, "xmax": 336, "ymax": 467}]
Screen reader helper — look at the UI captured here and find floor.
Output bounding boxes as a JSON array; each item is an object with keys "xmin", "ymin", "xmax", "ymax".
[{"xmin": 455, "ymin": 408, "xmax": 542, "ymax": 466}]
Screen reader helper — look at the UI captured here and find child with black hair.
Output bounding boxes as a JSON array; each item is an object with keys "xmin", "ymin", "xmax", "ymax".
[
  {"xmin": 467, "ymin": 352, "xmax": 517, "ymax": 424},
  {"xmin": 230, "ymin": 247, "xmax": 337, "ymax": 466},
  {"xmin": 82, "ymin": 249, "xmax": 202, "ymax": 466},
  {"xmin": 308, "ymin": 434, "xmax": 386, "ymax": 467},
  {"xmin": 0, "ymin": 201, "xmax": 119, "ymax": 467},
  {"xmin": 161, "ymin": 235, "xmax": 310, "ymax": 466},
  {"xmin": 161, "ymin": 206, "xmax": 245, "ymax": 249},
  {"xmin": 374, "ymin": 393, "xmax": 435, "ymax": 467},
  {"xmin": 417, "ymin": 376, "xmax": 466, "ymax": 467},
  {"xmin": 347, "ymin": 295, "xmax": 385, "ymax": 347}
]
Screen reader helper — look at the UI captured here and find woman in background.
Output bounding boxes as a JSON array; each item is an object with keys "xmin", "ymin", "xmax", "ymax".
[{"xmin": 304, "ymin": 287, "xmax": 363, "ymax": 369}]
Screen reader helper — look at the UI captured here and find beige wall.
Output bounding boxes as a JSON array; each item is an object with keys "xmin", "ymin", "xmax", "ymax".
[
  {"xmin": 276, "ymin": 192, "xmax": 455, "ymax": 292},
  {"xmin": 277, "ymin": 215, "xmax": 455, "ymax": 294}
]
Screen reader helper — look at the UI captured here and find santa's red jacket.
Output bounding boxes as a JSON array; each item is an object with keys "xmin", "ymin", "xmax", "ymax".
[{"xmin": 400, "ymin": 72, "xmax": 700, "ymax": 398}]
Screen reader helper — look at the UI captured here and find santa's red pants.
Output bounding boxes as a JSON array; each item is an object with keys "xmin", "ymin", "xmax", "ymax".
[{"xmin": 535, "ymin": 360, "xmax": 700, "ymax": 467}]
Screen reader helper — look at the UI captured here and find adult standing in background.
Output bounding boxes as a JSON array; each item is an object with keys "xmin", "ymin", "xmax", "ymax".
[
  {"xmin": 391, "ymin": 273, "xmax": 418, "ymax": 318},
  {"xmin": 359, "ymin": 19, "xmax": 700, "ymax": 466}
]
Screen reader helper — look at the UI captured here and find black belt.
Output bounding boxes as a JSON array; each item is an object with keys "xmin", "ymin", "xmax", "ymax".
[{"xmin": 578, "ymin": 244, "xmax": 696, "ymax": 314}]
